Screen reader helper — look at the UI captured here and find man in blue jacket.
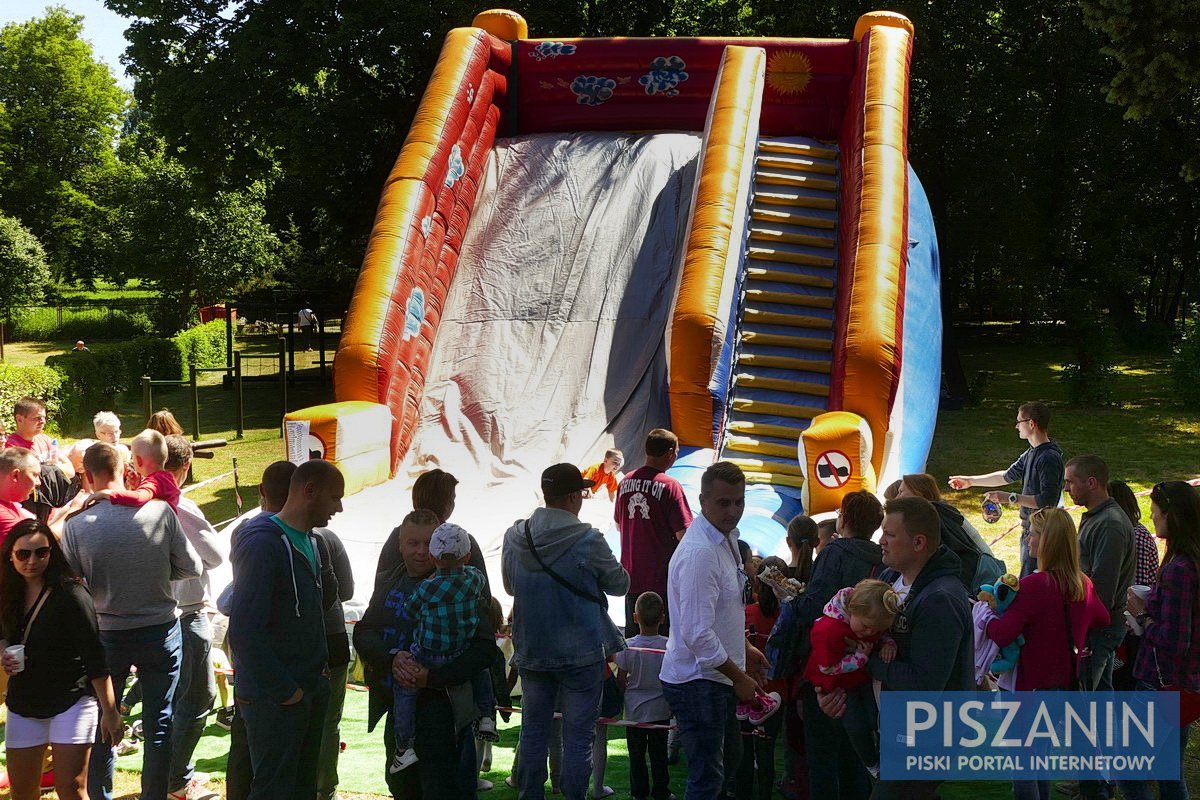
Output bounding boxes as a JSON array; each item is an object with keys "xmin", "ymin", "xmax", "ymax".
[
  {"xmin": 820, "ymin": 495, "xmax": 972, "ymax": 800},
  {"xmin": 228, "ymin": 459, "xmax": 344, "ymax": 800}
]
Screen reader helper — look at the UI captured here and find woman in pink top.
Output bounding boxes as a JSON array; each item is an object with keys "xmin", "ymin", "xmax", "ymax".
[{"xmin": 985, "ymin": 508, "xmax": 1109, "ymax": 800}]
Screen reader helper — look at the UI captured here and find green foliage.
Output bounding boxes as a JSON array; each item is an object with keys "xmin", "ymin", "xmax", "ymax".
[
  {"xmin": 6, "ymin": 305, "xmax": 155, "ymax": 342},
  {"xmin": 1060, "ymin": 314, "xmax": 1118, "ymax": 407},
  {"xmin": 1081, "ymin": 0, "xmax": 1200, "ymax": 179},
  {"xmin": 1170, "ymin": 327, "xmax": 1200, "ymax": 410},
  {"xmin": 0, "ymin": 8, "xmax": 129, "ymax": 276},
  {"xmin": 0, "ymin": 363, "xmax": 64, "ymax": 433},
  {"xmin": 0, "ymin": 214, "xmax": 52, "ymax": 313},
  {"xmin": 100, "ymin": 138, "xmax": 282, "ymax": 333},
  {"xmin": 44, "ymin": 320, "xmax": 230, "ymax": 419},
  {"xmin": 175, "ymin": 320, "xmax": 233, "ymax": 370}
]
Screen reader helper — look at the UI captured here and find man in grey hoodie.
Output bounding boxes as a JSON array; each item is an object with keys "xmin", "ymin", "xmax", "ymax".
[{"xmin": 502, "ymin": 463, "xmax": 630, "ymax": 800}]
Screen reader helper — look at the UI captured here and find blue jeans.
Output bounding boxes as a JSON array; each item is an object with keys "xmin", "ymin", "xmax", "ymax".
[
  {"xmin": 1085, "ymin": 623, "xmax": 1126, "ymax": 692},
  {"xmin": 393, "ymin": 647, "xmax": 458, "ymax": 746},
  {"xmin": 517, "ymin": 663, "xmax": 604, "ymax": 800},
  {"xmin": 662, "ymin": 679, "xmax": 741, "ymax": 800},
  {"xmin": 169, "ymin": 611, "xmax": 216, "ymax": 793},
  {"xmin": 239, "ymin": 680, "xmax": 330, "ymax": 800},
  {"xmin": 1019, "ymin": 533, "xmax": 1037, "ymax": 578},
  {"xmin": 801, "ymin": 684, "xmax": 870, "ymax": 800},
  {"xmin": 89, "ymin": 620, "xmax": 183, "ymax": 800},
  {"xmin": 1117, "ymin": 685, "xmax": 1191, "ymax": 800}
]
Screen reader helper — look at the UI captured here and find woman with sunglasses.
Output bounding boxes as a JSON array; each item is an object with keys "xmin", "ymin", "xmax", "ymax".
[
  {"xmin": 1122, "ymin": 481, "xmax": 1200, "ymax": 800},
  {"xmin": 0, "ymin": 519, "xmax": 122, "ymax": 800}
]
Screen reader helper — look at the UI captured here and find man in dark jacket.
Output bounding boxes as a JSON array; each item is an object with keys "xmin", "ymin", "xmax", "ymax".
[
  {"xmin": 821, "ymin": 496, "xmax": 972, "ymax": 800},
  {"xmin": 949, "ymin": 401, "xmax": 1064, "ymax": 576},
  {"xmin": 228, "ymin": 459, "xmax": 344, "ymax": 800},
  {"xmin": 793, "ymin": 490, "xmax": 883, "ymax": 800},
  {"xmin": 355, "ymin": 509, "xmax": 501, "ymax": 800}
]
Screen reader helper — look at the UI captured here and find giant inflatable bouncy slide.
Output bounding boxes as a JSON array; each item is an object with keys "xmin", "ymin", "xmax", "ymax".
[{"xmin": 287, "ymin": 8, "xmax": 941, "ymax": 555}]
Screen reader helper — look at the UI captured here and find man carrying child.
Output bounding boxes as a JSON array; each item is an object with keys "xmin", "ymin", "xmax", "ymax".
[{"xmin": 389, "ymin": 522, "xmax": 489, "ymax": 774}]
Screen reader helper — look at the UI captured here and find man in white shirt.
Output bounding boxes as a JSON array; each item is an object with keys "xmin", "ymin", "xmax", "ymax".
[{"xmin": 659, "ymin": 461, "xmax": 767, "ymax": 800}]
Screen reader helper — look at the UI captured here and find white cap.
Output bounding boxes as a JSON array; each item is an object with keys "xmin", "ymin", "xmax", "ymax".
[{"xmin": 429, "ymin": 523, "xmax": 471, "ymax": 560}]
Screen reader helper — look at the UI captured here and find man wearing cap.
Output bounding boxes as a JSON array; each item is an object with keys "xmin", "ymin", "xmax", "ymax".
[{"xmin": 503, "ymin": 463, "xmax": 630, "ymax": 800}]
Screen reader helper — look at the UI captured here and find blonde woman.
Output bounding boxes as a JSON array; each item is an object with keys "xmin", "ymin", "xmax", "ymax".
[{"xmin": 984, "ymin": 508, "xmax": 1109, "ymax": 800}]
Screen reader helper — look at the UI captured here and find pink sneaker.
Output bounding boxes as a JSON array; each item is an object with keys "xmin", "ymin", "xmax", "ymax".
[{"xmin": 746, "ymin": 691, "xmax": 782, "ymax": 726}]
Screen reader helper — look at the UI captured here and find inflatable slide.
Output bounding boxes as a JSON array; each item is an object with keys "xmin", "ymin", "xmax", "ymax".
[{"xmin": 286, "ymin": 9, "xmax": 941, "ymax": 570}]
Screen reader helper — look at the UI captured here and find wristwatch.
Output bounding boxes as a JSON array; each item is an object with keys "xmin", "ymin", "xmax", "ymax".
[
  {"xmin": 1008, "ymin": 492, "xmax": 1018, "ymax": 505},
  {"xmin": 1137, "ymin": 613, "xmax": 1153, "ymax": 628}
]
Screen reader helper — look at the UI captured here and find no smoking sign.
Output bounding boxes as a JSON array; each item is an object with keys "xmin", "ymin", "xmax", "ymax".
[{"xmin": 814, "ymin": 449, "xmax": 852, "ymax": 489}]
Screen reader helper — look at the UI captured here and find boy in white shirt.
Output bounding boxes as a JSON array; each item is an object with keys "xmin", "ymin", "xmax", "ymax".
[{"xmin": 613, "ymin": 592, "xmax": 672, "ymax": 800}]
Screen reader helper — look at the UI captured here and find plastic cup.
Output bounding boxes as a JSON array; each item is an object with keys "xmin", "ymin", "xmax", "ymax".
[
  {"xmin": 5, "ymin": 644, "xmax": 25, "ymax": 673},
  {"xmin": 1130, "ymin": 585, "xmax": 1151, "ymax": 601}
]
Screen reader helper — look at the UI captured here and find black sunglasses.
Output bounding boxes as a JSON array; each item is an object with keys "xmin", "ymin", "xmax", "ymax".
[{"xmin": 14, "ymin": 547, "xmax": 51, "ymax": 562}]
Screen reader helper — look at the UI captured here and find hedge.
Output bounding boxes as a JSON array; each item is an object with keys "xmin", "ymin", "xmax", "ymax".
[
  {"xmin": 0, "ymin": 364, "xmax": 65, "ymax": 434},
  {"xmin": 7, "ymin": 306, "xmax": 155, "ymax": 342},
  {"xmin": 45, "ymin": 320, "xmax": 233, "ymax": 421}
]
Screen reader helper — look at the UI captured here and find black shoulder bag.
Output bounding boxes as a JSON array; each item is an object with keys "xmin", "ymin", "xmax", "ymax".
[{"xmin": 523, "ymin": 521, "xmax": 606, "ymax": 608}]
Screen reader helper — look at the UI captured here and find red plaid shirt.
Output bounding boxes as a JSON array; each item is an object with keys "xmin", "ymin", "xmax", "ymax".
[
  {"xmin": 1135, "ymin": 555, "xmax": 1200, "ymax": 689},
  {"xmin": 1133, "ymin": 523, "xmax": 1160, "ymax": 586}
]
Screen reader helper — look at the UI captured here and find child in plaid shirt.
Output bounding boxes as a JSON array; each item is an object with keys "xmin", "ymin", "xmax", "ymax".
[{"xmin": 390, "ymin": 522, "xmax": 487, "ymax": 773}]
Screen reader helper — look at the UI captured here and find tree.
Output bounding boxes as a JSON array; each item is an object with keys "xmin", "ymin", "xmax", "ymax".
[
  {"xmin": 0, "ymin": 213, "xmax": 53, "ymax": 316},
  {"xmin": 1080, "ymin": 0, "xmax": 1200, "ymax": 178},
  {"xmin": 103, "ymin": 137, "xmax": 283, "ymax": 332},
  {"xmin": 0, "ymin": 7, "xmax": 129, "ymax": 277}
]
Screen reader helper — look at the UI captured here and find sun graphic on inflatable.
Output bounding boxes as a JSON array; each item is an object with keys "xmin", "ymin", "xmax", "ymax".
[{"xmin": 766, "ymin": 49, "xmax": 813, "ymax": 96}]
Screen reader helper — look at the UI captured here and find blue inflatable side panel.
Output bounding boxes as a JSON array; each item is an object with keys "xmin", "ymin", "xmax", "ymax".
[{"xmin": 894, "ymin": 166, "xmax": 941, "ymax": 476}]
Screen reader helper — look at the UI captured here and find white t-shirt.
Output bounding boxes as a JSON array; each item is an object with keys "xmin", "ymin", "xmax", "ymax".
[{"xmin": 892, "ymin": 574, "xmax": 913, "ymax": 603}]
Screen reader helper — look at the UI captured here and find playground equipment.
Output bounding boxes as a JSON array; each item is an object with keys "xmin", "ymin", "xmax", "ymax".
[{"xmin": 291, "ymin": 9, "xmax": 941, "ymax": 557}]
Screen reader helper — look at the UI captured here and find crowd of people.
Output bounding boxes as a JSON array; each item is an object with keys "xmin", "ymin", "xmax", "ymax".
[{"xmin": 0, "ymin": 398, "xmax": 1196, "ymax": 800}]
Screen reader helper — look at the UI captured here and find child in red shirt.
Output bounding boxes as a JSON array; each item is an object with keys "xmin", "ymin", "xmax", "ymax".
[
  {"xmin": 803, "ymin": 578, "xmax": 900, "ymax": 778},
  {"xmin": 87, "ymin": 429, "xmax": 180, "ymax": 511}
]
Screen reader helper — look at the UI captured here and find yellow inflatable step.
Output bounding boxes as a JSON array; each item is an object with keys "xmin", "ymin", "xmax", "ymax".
[
  {"xmin": 759, "ymin": 139, "xmax": 839, "ymax": 161},
  {"xmin": 749, "ymin": 226, "xmax": 835, "ymax": 248},
  {"xmin": 756, "ymin": 153, "xmax": 838, "ymax": 175},
  {"xmin": 743, "ymin": 309, "xmax": 833, "ymax": 329},
  {"xmin": 747, "ymin": 247, "xmax": 834, "ymax": 268},
  {"xmin": 733, "ymin": 397, "xmax": 825, "ymax": 420},
  {"xmin": 725, "ymin": 457, "xmax": 806, "ymax": 477},
  {"xmin": 754, "ymin": 189, "xmax": 837, "ymax": 211},
  {"xmin": 740, "ymin": 330, "xmax": 832, "ymax": 351},
  {"xmin": 735, "ymin": 373, "xmax": 830, "ymax": 396},
  {"xmin": 745, "ymin": 267, "xmax": 834, "ymax": 289},
  {"xmin": 756, "ymin": 171, "xmax": 838, "ymax": 192},
  {"xmin": 737, "ymin": 353, "xmax": 831, "ymax": 373},
  {"xmin": 742, "ymin": 471, "xmax": 806, "ymax": 489},
  {"xmin": 751, "ymin": 206, "xmax": 836, "ymax": 229},
  {"xmin": 728, "ymin": 419, "xmax": 808, "ymax": 440},
  {"xmin": 745, "ymin": 289, "xmax": 834, "ymax": 309},
  {"xmin": 725, "ymin": 435, "xmax": 797, "ymax": 459}
]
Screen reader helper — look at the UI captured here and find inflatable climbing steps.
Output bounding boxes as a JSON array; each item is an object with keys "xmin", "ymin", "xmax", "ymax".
[{"xmin": 723, "ymin": 136, "xmax": 839, "ymax": 490}]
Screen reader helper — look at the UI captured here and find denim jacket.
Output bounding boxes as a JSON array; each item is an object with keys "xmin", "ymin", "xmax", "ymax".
[{"xmin": 502, "ymin": 507, "xmax": 629, "ymax": 671}]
